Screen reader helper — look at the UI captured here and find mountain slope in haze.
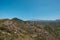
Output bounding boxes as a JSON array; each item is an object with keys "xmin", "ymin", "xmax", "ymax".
[{"xmin": 0, "ymin": 18, "xmax": 60, "ymax": 40}]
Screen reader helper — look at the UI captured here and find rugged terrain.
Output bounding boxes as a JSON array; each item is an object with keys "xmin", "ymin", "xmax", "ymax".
[{"xmin": 0, "ymin": 18, "xmax": 60, "ymax": 40}]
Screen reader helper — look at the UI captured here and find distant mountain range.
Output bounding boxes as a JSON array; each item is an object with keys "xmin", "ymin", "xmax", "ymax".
[{"xmin": 0, "ymin": 18, "xmax": 60, "ymax": 40}]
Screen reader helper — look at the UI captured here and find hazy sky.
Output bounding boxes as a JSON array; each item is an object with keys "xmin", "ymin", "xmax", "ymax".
[{"xmin": 0, "ymin": 0, "xmax": 60, "ymax": 20}]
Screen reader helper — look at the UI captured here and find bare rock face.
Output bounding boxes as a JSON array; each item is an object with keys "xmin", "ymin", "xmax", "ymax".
[{"xmin": 0, "ymin": 18, "xmax": 60, "ymax": 40}]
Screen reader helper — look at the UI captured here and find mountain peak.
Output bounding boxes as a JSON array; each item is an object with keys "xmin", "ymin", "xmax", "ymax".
[{"xmin": 11, "ymin": 17, "xmax": 23, "ymax": 21}]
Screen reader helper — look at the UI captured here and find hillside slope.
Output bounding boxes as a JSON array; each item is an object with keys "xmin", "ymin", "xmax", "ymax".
[{"xmin": 0, "ymin": 18, "xmax": 60, "ymax": 40}]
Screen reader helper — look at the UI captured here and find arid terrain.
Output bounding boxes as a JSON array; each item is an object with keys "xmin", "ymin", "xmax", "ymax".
[{"xmin": 0, "ymin": 18, "xmax": 60, "ymax": 40}]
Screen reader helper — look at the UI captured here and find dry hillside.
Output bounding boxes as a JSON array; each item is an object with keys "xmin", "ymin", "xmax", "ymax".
[{"xmin": 0, "ymin": 18, "xmax": 60, "ymax": 40}]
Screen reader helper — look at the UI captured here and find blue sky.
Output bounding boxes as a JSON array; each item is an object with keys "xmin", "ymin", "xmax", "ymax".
[{"xmin": 0, "ymin": 0, "xmax": 60, "ymax": 20}]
